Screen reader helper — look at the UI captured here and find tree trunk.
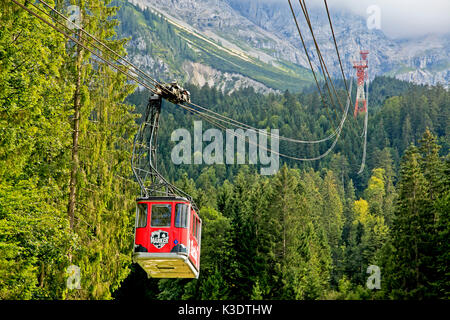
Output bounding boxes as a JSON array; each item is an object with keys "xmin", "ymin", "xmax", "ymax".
[
  {"xmin": 39, "ymin": 262, "xmax": 45, "ymax": 288},
  {"xmin": 68, "ymin": 29, "xmax": 84, "ymax": 231}
]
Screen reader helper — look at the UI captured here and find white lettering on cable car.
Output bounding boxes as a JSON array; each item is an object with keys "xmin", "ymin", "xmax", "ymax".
[
  {"xmin": 151, "ymin": 230, "xmax": 169, "ymax": 249},
  {"xmin": 190, "ymin": 239, "xmax": 198, "ymax": 262}
]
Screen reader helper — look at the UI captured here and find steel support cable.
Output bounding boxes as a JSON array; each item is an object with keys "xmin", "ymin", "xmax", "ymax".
[
  {"xmin": 11, "ymin": 2, "xmax": 187, "ymax": 209},
  {"xmin": 287, "ymin": 0, "xmax": 337, "ymax": 132},
  {"xmin": 323, "ymin": 0, "xmax": 352, "ymax": 105},
  {"xmin": 298, "ymin": 4, "xmax": 340, "ymax": 123},
  {"xmin": 176, "ymin": 80, "xmax": 351, "ymax": 161},
  {"xmin": 10, "ymin": 0, "xmax": 186, "ymax": 196},
  {"xmin": 289, "ymin": 0, "xmax": 364, "ymax": 151},
  {"xmin": 186, "ymin": 85, "xmax": 349, "ymax": 144},
  {"xmin": 57, "ymin": 0, "xmax": 354, "ymax": 164},
  {"xmin": 10, "ymin": 0, "xmax": 162, "ymax": 97},
  {"xmin": 357, "ymin": 78, "xmax": 369, "ymax": 174},
  {"xmin": 357, "ymin": 45, "xmax": 370, "ymax": 174},
  {"xmin": 176, "ymin": 5, "xmax": 346, "ymax": 147},
  {"xmin": 180, "ymin": 98, "xmax": 346, "ymax": 162},
  {"xmin": 300, "ymin": 0, "xmax": 364, "ymax": 142},
  {"xmin": 29, "ymin": 0, "xmax": 173, "ymax": 96},
  {"xmin": 30, "ymin": 0, "xmax": 179, "ymax": 103},
  {"xmin": 175, "ymin": 0, "xmax": 357, "ymax": 145},
  {"xmin": 13, "ymin": 0, "xmax": 348, "ymax": 163},
  {"xmin": 35, "ymin": 0, "xmax": 178, "ymax": 96},
  {"xmin": 323, "ymin": 0, "xmax": 365, "ymax": 135},
  {"xmin": 301, "ymin": 0, "xmax": 344, "ymax": 112},
  {"xmin": 288, "ymin": 0, "xmax": 326, "ymax": 106},
  {"xmin": 34, "ymin": 0, "xmax": 347, "ymax": 146},
  {"xmin": 197, "ymin": 107, "xmax": 343, "ymax": 144},
  {"xmin": 49, "ymin": 0, "xmax": 352, "ymax": 146},
  {"xmin": 133, "ymin": 136, "xmax": 197, "ymax": 207},
  {"xmin": 298, "ymin": 0, "xmax": 343, "ymax": 118},
  {"xmin": 299, "ymin": 0, "xmax": 363, "ymax": 138}
]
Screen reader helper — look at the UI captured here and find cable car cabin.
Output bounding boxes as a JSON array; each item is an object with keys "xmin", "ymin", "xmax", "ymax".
[{"xmin": 133, "ymin": 196, "xmax": 202, "ymax": 278}]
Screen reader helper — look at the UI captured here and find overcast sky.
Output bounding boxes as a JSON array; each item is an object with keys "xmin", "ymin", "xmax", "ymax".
[{"xmin": 278, "ymin": 0, "xmax": 450, "ymax": 39}]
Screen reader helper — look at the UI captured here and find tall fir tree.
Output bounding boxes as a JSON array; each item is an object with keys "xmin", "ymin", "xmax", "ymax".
[
  {"xmin": 61, "ymin": 0, "xmax": 137, "ymax": 299},
  {"xmin": 0, "ymin": 0, "xmax": 76, "ymax": 299},
  {"xmin": 386, "ymin": 145, "xmax": 430, "ymax": 299}
]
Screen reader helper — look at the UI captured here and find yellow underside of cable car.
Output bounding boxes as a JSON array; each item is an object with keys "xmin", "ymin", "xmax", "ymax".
[{"xmin": 133, "ymin": 252, "xmax": 198, "ymax": 279}]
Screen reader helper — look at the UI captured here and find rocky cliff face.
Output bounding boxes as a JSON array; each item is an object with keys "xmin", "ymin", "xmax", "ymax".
[
  {"xmin": 125, "ymin": 0, "xmax": 449, "ymax": 90},
  {"xmin": 182, "ymin": 61, "xmax": 279, "ymax": 94}
]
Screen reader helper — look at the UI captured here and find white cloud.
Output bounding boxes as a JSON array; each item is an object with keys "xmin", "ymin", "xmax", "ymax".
[{"xmin": 305, "ymin": 0, "xmax": 450, "ymax": 38}]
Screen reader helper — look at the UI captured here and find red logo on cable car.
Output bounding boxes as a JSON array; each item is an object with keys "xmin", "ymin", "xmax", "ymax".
[{"xmin": 151, "ymin": 230, "xmax": 169, "ymax": 249}]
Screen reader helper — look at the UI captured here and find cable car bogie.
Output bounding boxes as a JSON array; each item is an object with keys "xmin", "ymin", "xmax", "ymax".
[{"xmin": 155, "ymin": 82, "xmax": 191, "ymax": 105}]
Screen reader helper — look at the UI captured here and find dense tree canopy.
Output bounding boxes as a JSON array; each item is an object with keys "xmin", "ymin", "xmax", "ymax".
[
  {"xmin": 0, "ymin": 0, "xmax": 137, "ymax": 299},
  {"xmin": 0, "ymin": 0, "xmax": 448, "ymax": 300}
]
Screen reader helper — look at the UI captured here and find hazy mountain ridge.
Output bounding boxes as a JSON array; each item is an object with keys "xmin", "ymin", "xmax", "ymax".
[
  {"xmin": 118, "ymin": 0, "xmax": 313, "ymax": 94},
  {"xmin": 123, "ymin": 0, "xmax": 449, "ymax": 90}
]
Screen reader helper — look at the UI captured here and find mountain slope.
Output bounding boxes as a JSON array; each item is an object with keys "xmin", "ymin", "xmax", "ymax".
[
  {"xmin": 115, "ymin": 0, "xmax": 314, "ymax": 93},
  {"xmin": 122, "ymin": 0, "xmax": 449, "ymax": 90}
]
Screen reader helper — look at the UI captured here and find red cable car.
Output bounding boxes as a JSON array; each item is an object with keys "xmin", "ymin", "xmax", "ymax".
[
  {"xmin": 131, "ymin": 93, "xmax": 202, "ymax": 278},
  {"xmin": 133, "ymin": 196, "xmax": 202, "ymax": 278}
]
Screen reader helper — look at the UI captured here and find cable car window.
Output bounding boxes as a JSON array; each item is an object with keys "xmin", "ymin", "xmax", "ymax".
[
  {"xmin": 195, "ymin": 217, "xmax": 198, "ymax": 239},
  {"xmin": 151, "ymin": 204, "xmax": 172, "ymax": 227},
  {"xmin": 175, "ymin": 204, "xmax": 188, "ymax": 228},
  {"xmin": 184, "ymin": 205, "xmax": 189, "ymax": 227},
  {"xmin": 192, "ymin": 215, "xmax": 200, "ymax": 240},
  {"xmin": 136, "ymin": 203, "xmax": 147, "ymax": 228},
  {"xmin": 196, "ymin": 218, "xmax": 200, "ymax": 240}
]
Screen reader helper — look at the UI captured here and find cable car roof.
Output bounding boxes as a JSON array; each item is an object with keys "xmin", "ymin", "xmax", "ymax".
[{"xmin": 136, "ymin": 196, "xmax": 190, "ymax": 202}]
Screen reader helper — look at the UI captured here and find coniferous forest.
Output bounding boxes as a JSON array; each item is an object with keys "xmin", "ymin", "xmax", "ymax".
[{"xmin": 0, "ymin": 1, "xmax": 449, "ymax": 301}]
